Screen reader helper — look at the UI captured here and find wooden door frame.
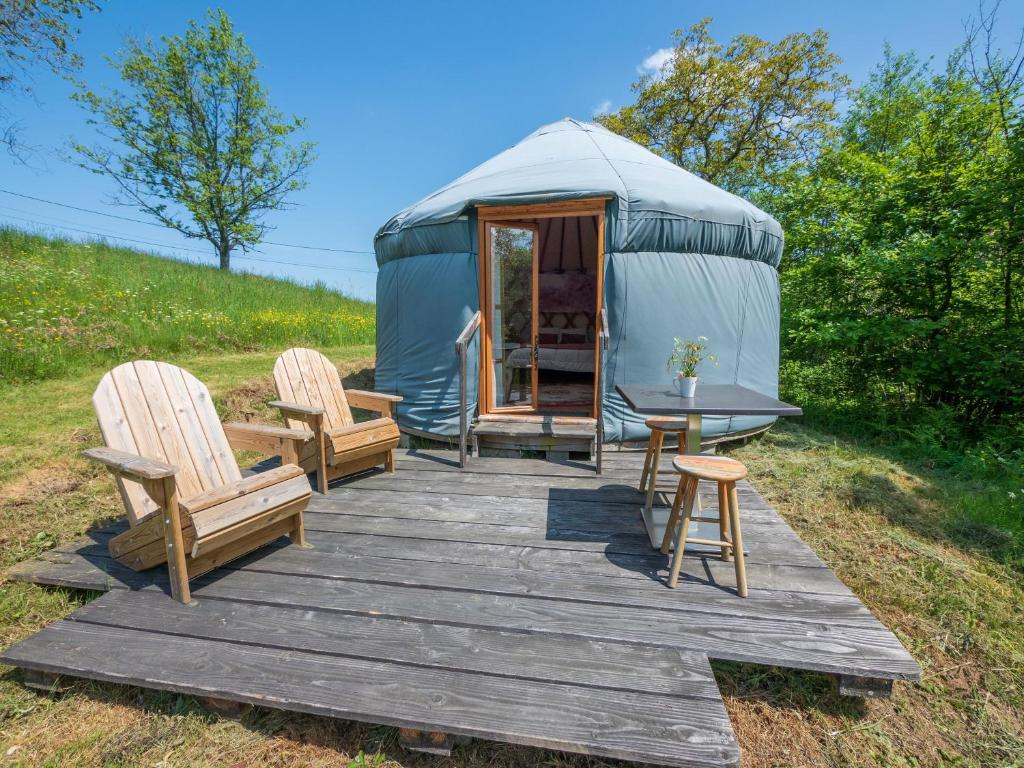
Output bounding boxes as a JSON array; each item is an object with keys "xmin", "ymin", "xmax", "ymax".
[
  {"xmin": 480, "ymin": 220, "xmax": 540, "ymax": 414},
  {"xmin": 477, "ymin": 198, "xmax": 608, "ymax": 418}
]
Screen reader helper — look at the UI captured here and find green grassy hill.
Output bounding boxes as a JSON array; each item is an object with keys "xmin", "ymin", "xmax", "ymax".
[{"xmin": 0, "ymin": 228, "xmax": 375, "ymax": 384}]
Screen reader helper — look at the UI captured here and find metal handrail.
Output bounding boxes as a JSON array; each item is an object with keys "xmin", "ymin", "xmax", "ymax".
[
  {"xmin": 455, "ymin": 311, "xmax": 482, "ymax": 468},
  {"xmin": 596, "ymin": 307, "xmax": 609, "ymax": 474}
]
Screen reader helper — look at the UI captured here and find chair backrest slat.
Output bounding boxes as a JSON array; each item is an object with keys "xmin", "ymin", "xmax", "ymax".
[
  {"xmin": 273, "ymin": 348, "xmax": 353, "ymax": 430},
  {"xmin": 309, "ymin": 348, "xmax": 351, "ymax": 425},
  {"xmin": 93, "ymin": 361, "xmax": 241, "ymax": 525},
  {"xmin": 176, "ymin": 364, "xmax": 241, "ymax": 483},
  {"xmin": 91, "ymin": 364, "xmax": 160, "ymax": 523}
]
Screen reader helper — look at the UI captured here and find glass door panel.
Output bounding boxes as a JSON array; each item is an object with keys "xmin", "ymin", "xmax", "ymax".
[{"xmin": 488, "ymin": 224, "xmax": 537, "ymax": 409}]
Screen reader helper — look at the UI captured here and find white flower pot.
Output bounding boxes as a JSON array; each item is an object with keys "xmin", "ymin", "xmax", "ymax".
[{"xmin": 676, "ymin": 375, "xmax": 698, "ymax": 397}]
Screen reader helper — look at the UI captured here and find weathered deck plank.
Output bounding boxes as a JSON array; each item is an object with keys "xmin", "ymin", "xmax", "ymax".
[
  {"xmin": 13, "ymin": 545, "xmax": 917, "ymax": 680},
  {"xmin": 184, "ymin": 569, "xmax": 919, "ymax": 679},
  {"xmin": 315, "ymin": 484, "xmax": 778, "ymax": 520},
  {"xmin": 1, "ymin": 615, "xmax": 739, "ymax": 768},
  {"xmin": 25, "ymin": 535, "xmax": 878, "ymax": 627},
  {"xmin": 23, "ymin": 524, "xmax": 855, "ymax": 595},
  {"xmin": 69, "ymin": 590, "xmax": 721, "ymax": 697},
  {"xmin": 299, "ymin": 511, "xmax": 827, "ymax": 567}
]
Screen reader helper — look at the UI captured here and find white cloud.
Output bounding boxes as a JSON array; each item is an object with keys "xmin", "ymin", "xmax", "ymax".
[
  {"xmin": 592, "ymin": 99, "xmax": 613, "ymax": 117},
  {"xmin": 638, "ymin": 47, "xmax": 675, "ymax": 76}
]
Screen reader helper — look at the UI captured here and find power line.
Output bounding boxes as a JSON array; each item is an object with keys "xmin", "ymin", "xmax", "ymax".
[
  {"xmin": 0, "ymin": 188, "xmax": 152, "ymax": 227},
  {"xmin": 0, "ymin": 203, "xmax": 177, "ymax": 244},
  {"xmin": 0, "ymin": 187, "xmax": 376, "ymax": 255},
  {"xmin": 235, "ymin": 251, "xmax": 377, "ymax": 273},
  {"xmin": 1, "ymin": 212, "xmax": 212, "ymax": 254},
  {"xmin": 262, "ymin": 238, "xmax": 372, "ymax": 254},
  {"xmin": 0, "ymin": 213, "xmax": 378, "ymax": 273}
]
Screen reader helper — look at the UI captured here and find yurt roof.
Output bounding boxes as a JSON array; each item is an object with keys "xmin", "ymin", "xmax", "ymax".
[{"xmin": 374, "ymin": 118, "xmax": 783, "ymax": 268}]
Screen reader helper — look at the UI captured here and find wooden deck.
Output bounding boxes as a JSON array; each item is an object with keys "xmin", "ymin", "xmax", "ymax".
[{"xmin": 1, "ymin": 449, "xmax": 920, "ymax": 767}]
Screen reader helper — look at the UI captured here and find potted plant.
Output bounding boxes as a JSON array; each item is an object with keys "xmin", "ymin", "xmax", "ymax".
[{"xmin": 668, "ymin": 336, "xmax": 717, "ymax": 397}]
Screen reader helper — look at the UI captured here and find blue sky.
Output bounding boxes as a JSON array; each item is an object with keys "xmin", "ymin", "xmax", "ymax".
[{"xmin": 3, "ymin": 0, "xmax": 1022, "ymax": 300}]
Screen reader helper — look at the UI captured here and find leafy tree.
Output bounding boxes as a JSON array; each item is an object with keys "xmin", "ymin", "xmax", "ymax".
[
  {"xmin": 1, "ymin": 0, "xmax": 98, "ymax": 155},
  {"xmin": 597, "ymin": 18, "xmax": 849, "ymax": 192},
  {"xmin": 962, "ymin": 0, "xmax": 1024, "ymax": 330},
  {"xmin": 768, "ymin": 44, "xmax": 1023, "ymax": 428},
  {"xmin": 72, "ymin": 9, "xmax": 315, "ymax": 270}
]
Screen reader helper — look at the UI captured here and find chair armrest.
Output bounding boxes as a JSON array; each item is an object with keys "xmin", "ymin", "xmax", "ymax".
[
  {"xmin": 223, "ymin": 421, "xmax": 313, "ymax": 443},
  {"xmin": 328, "ymin": 417, "xmax": 395, "ymax": 438},
  {"xmin": 223, "ymin": 421, "xmax": 315, "ymax": 461},
  {"xmin": 346, "ymin": 389, "xmax": 403, "ymax": 403},
  {"xmin": 268, "ymin": 400, "xmax": 324, "ymax": 417},
  {"xmin": 346, "ymin": 389, "xmax": 403, "ymax": 415},
  {"xmin": 83, "ymin": 446, "xmax": 177, "ymax": 482}
]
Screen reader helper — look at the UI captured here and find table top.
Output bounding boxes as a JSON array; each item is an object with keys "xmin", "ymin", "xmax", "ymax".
[{"xmin": 616, "ymin": 383, "xmax": 803, "ymax": 417}]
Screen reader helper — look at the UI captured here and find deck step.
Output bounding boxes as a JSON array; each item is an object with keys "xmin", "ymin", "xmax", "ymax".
[
  {"xmin": 2, "ymin": 590, "xmax": 740, "ymax": 768},
  {"xmin": 471, "ymin": 417, "xmax": 597, "ymax": 456},
  {"xmin": 477, "ymin": 414, "xmax": 597, "ymax": 425},
  {"xmin": 471, "ymin": 419, "xmax": 596, "ymax": 439}
]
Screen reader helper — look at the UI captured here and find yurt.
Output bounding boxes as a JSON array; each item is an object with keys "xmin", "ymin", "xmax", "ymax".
[{"xmin": 374, "ymin": 118, "xmax": 783, "ymax": 444}]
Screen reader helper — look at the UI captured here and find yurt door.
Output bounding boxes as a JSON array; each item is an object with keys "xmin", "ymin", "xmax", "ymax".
[{"xmin": 484, "ymin": 223, "xmax": 539, "ymax": 411}]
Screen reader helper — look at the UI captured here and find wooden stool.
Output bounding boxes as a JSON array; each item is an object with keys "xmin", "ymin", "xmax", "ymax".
[
  {"xmin": 661, "ymin": 455, "xmax": 748, "ymax": 597},
  {"xmin": 639, "ymin": 416, "xmax": 690, "ymax": 514}
]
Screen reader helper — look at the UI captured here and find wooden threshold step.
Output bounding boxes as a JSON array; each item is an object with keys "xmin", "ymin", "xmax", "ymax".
[
  {"xmin": 471, "ymin": 417, "xmax": 597, "ymax": 457},
  {"xmin": 471, "ymin": 419, "xmax": 596, "ymax": 439},
  {"xmin": 1, "ymin": 590, "xmax": 740, "ymax": 768},
  {"xmin": 478, "ymin": 414, "xmax": 597, "ymax": 425}
]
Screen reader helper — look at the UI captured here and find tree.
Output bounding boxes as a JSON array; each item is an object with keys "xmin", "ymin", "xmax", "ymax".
[
  {"xmin": 961, "ymin": 0, "xmax": 1024, "ymax": 330},
  {"xmin": 767, "ymin": 45, "xmax": 1023, "ymax": 426},
  {"xmin": 1, "ymin": 0, "xmax": 98, "ymax": 155},
  {"xmin": 72, "ymin": 9, "xmax": 315, "ymax": 270},
  {"xmin": 597, "ymin": 18, "xmax": 849, "ymax": 193}
]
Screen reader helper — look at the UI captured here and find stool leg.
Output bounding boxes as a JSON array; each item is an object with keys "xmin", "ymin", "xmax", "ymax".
[
  {"xmin": 644, "ymin": 431, "xmax": 664, "ymax": 514},
  {"xmin": 727, "ymin": 482, "xmax": 747, "ymax": 597},
  {"xmin": 679, "ymin": 429, "xmax": 703, "ymax": 517},
  {"xmin": 661, "ymin": 475, "xmax": 688, "ymax": 554},
  {"xmin": 668, "ymin": 478, "xmax": 697, "ymax": 588},
  {"xmin": 639, "ymin": 438, "xmax": 655, "ymax": 493},
  {"xmin": 718, "ymin": 480, "xmax": 731, "ymax": 562}
]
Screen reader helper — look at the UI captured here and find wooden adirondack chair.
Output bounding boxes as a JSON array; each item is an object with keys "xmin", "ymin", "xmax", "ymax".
[
  {"xmin": 84, "ymin": 360, "xmax": 315, "ymax": 604},
  {"xmin": 271, "ymin": 348, "xmax": 402, "ymax": 492}
]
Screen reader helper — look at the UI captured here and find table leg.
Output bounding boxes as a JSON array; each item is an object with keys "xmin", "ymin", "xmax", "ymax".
[
  {"xmin": 640, "ymin": 413, "xmax": 706, "ymax": 548},
  {"xmin": 685, "ymin": 413, "xmax": 702, "ymax": 454}
]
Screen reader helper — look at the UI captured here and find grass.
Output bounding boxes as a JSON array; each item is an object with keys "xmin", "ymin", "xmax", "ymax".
[
  {"xmin": 779, "ymin": 362, "xmax": 1024, "ymax": 575},
  {"xmin": 1, "ymin": 230, "xmax": 1022, "ymax": 766},
  {"xmin": 722, "ymin": 423, "xmax": 1024, "ymax": 767},
  {"xmin": 0, "ymin": 344, "xmax": 376, "ymax": 568},
  {"xmin": 2, "ymin": 369, "xmax": 1022, "ymax": 766},
  {"xmin": 0, "ymin": 228, "xmax": 375, "ymax": 384},
  {"xmin": 0, "ymin": 346, "xmax": 385, "ymax": 768}
]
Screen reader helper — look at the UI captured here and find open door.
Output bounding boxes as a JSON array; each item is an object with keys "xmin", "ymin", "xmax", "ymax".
[
  {"xmin": 478, "ymin": 199, "xmax": 607, "ymax": 419},
  {"xmin": 485, "ymin": 223, "xmax": 539, "ymax": 411}
]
